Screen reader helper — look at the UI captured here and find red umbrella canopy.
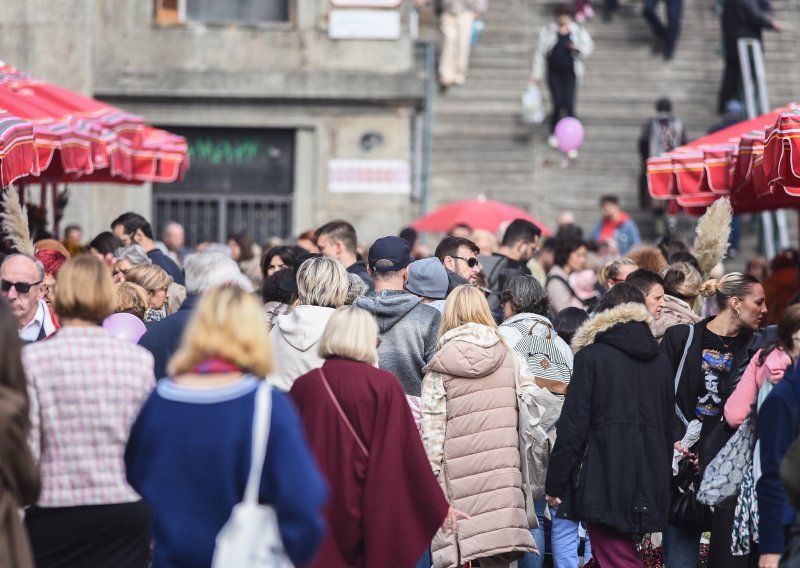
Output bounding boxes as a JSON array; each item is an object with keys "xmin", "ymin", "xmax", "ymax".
[
  {"xmin": 764, "ymin": 108, "xmax": 800, "ymax": 195},
  {"xmin": 647, "ymin": 103, "xmax": 800, "ymax": 214},
  {"xmin": 412, "ymin": 196, "xmax": 551, "ymax": 236},
  {"xmin": 0, "ymin": 64, "xmax": 188, "ymax": 187}
]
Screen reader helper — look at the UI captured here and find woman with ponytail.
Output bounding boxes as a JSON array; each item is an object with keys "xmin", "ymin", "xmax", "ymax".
[{"xmin": 661, "ymin": 272, "xmax": 769, "ymax": 567}]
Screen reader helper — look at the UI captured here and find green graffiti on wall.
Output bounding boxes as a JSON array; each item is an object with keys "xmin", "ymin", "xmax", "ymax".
[{"xmin": 189, "ymin": 138, "xmax": 267, "ymax": 165}]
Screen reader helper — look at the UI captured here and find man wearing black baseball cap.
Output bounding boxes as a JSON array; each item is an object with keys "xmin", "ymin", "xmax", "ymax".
[{"xmin": 354, "ymin": 237, "xmax": 441, "ymax": 397}]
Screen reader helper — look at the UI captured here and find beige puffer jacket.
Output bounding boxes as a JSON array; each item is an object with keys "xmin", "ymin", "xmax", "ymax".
[
  {"xmin": 421, "ymin": 323, "xmax": 537, "ymax": 568},
  {"xmin": 651, "ymin": 294, "xmax": 700, "ymax": 342}
]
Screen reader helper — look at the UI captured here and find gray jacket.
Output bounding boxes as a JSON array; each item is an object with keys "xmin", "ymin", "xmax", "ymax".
[{"xmin": 354, "ymin": 290, "xmax": 441, "ymax": 396}]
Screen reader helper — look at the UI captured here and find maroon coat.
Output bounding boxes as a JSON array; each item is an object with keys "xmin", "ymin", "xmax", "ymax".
[{"xmin": 290, "ymin": 358, "xmax": 449, "ymax": 568}]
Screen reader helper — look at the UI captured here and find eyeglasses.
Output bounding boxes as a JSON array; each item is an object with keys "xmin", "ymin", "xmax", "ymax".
[
  {"xmin": 451, "ymin": 255, "xmax": 478, "ymax": 268},
  {"xmin": 0, "ymin": 279, "xmax": 42, "ymax": 294}
]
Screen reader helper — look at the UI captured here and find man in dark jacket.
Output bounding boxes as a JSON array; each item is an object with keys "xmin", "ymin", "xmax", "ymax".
[
  {"xmin": 315, "ymin": 220, "xmax": 374, "ymax": 292},
  {"xmin": 718, "ymin": 0, "xmax": 782, "ymax": 114},
  {"xmin": 545, "ymin": 286, "xmax": 674, "ymax": 563},
  {"xmin": 111, "ymin": 212, "xmax": 185, "ymax": 286},
  {"xmin": 138, "ymin": 252, "xmax": 247, "ymax": 378},
  {"xmin": 756, "ymin": 366, "xmax": 800, "ymax": 565},
  {"xmin": 479, "ymin": 219, "xmax": 541, "ymax": 322}
]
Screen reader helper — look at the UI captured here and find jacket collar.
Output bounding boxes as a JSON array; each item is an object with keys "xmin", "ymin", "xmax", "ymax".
[{"xmin": 571, "ymin": 302, "xmax": 652, "ymax": 353}]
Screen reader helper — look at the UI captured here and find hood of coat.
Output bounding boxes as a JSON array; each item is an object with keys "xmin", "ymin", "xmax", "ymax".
[
  {"xmin": 273, "ymin": 304, "xmax": 334, "ymax": 352},
  {"xmin": 571, "ymin": 302, "xmax": 659, "ymax": 361},
  {"xmin": 501, "ymin": 312, "xmax": 555, "ymax": 333},
  {"xmin": 425, "ymin": 322, "xmax": 507, "ymax": 379},
  {"xmin": 354, "ymin": 289, "xmax": 422, "ymax": 333},
  {"xmin": 662, "ymin": 294, "xmax": 700, "ymax": 322}
]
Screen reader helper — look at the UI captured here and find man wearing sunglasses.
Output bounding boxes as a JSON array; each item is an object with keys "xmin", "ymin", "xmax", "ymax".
[
  {"xmin": 0, "ymin": 254, "xmax": 57, "ymax": 342},
  {"xmin": 434, "ymin": 236, "xmax": 481, "ymax": 293}
]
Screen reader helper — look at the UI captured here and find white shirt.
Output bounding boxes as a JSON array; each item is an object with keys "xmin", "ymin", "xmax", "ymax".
[{"xmin": 19, "ymin": 300, "xmax": 56, "ymax": 342}]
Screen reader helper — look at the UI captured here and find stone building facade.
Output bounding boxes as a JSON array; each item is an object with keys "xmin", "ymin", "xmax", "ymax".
[{"xmin": 1, "ymin": 0, "xmax": 427, "ymax": 245}]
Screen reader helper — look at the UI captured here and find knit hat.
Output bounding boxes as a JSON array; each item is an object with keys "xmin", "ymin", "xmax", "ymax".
[{"xmin": 406, "ymin": 258, "xmax": 448, "ymax": 300}]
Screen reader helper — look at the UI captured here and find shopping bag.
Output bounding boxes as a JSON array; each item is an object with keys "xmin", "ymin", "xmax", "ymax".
[{"xmin": 521, "ymin": 84, "xmax": 546, "ymax": 124}]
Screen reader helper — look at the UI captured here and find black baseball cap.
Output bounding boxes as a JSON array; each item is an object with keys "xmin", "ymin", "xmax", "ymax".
[{"xmin": 368, "ymin": 236, "xmax": 414, "ymax": 273}]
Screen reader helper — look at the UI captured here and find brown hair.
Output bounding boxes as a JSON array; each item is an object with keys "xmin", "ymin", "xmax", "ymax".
[
  {"xmin": 661, "ymin": 262, "xmax": 702, "ymax": 302},
  {"xmin": 758, "ymin": 304, "xmax": 800, "ymax": 366},
  {"xmin": 625, "ymin": 246, "xmax": 667, "ymax": 274},
  {"xmin": 55, "ymin": 256, "xmax": 116, "ymax": 324},
  {"xmin": 115, "ymin": 282, "xmax": 149, "ymax": 320}
]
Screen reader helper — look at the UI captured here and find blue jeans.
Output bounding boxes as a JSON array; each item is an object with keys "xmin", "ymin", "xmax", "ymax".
[
  {"xmin": 416, "ymin": 547, "xmax": 432, "ymax": 568},
  {"xmin": 521, "ymin": 498, "xmax": 592, "ymax": 568},
  {"xmin": 662, "ymin": 524, "xmax": 701, "ymax": 568}
]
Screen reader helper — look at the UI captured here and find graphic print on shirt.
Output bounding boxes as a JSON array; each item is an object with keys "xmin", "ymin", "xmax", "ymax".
[{"xmin": 696, "ymin": 347, "xmax": 733, "ymax": 417}]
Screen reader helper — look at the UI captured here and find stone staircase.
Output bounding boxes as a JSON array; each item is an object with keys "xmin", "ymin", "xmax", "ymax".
[{"xmin": 422, "ymin": 0, "xmax": 800, "ymax": 246}]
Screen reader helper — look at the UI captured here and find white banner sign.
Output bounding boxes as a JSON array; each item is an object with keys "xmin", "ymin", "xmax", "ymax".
[
  {"xmin": 328, "ymin": 159, "xmax": 411, "ymax": 194},
  {"xmin": 328, "ymin": 10, "xmax": 401, "ymax": 40}
]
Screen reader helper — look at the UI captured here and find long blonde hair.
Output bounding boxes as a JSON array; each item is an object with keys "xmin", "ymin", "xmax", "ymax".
[
  {"xmin": 168, "ymin": 286, "xmax": 273, "ymax": 377},
  {"xmin": 440, "ymin": 285, "xmax": 503, "ymax": 342}
]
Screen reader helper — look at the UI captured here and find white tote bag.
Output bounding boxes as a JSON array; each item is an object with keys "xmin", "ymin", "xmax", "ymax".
[{"xmin": 212, "ymin": 383, "xmax": 294, "ymax": 568}]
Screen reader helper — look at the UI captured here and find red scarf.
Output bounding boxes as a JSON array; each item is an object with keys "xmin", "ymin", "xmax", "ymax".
[{"xmin": 598, "ymin": 211, "xmax": 630, "ymax": 242}]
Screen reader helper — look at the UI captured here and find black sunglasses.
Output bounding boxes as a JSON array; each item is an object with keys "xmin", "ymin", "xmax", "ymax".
[
  {"xmin": 1, "ymin": 279, "xmax": 42, "ymax": 294},
  {"xmin": 451, "ymin": 255, "xmax": 478, "ymax": 268}
]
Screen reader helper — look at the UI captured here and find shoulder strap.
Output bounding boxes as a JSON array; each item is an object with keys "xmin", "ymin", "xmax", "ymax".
[
  {"xmin": 319, "ymin": 369, "xmax": 369, "ymax": 458},
  {"xmin": 546, "ymin": 274, "xmax": 581, "ymax": 302},
  {"xmin": 244, "ymin": 383, "xmax": 272, "ymax": 504},
  {"xmin": 674, "ymin": 324, "xmax": 695, "ymax": 428}
]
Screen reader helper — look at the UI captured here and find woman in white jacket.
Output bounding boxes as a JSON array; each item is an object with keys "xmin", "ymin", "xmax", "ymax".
[
  {"xmin": 530, "ymin": 5, "xmax": 594, "ymax": 153},
  {"xmin": 268, "ymin": 257, "xmax": 349, "ymax": 391}
]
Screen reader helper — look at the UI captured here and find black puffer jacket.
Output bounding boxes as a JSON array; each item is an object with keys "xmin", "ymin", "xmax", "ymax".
[{"xmin": 545, "ymin": 303, "xmax": 674, "ymax": 534}]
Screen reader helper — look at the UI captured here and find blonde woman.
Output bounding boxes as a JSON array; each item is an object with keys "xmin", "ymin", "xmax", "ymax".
[
  {"xmin": 421, "ymin": 285, "xmax": 537, "ymax": 568},
  {"xmin": 124, "ymin": 264, "xmax": 172, "ymax": 325},
  {"xmin": 269, "ymin": 256, "xmax": 349, "ymax": 391},
  {"xmin": 114, "ymin": 282, "xmax": 150, "ymax": 321},
  {"xmin": 125, "ymin": 286, "xmax": 326, "ymax": 568},
  {"xmin": 651, "ymin": 262, "xmax": 701, "ymax": 342},
  {"xmin": 22, "ymin": 256, "xmax": 155, "ymax": 568},
  {"xmin": 598, "ymin": 257, "xmax": 638, "ymax": 290},
  {"xmin": 290, "ymin": 306, "xmax": 456, "ymax": 568}
]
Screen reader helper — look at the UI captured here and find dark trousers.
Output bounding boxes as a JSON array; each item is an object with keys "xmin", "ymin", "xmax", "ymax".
[
  {"xmin": 26, "ymin": 501, "xmax": 151, "ymax": 568},
  {"xmin": 719, "ymin": 39, "xmax": 745, "ymax": 113},
  {"xmin": 642, "ymin": 0, "xmax": 683, "ymax": 56},
  {"xmin": 548, "ymin": 70, "xmax": 577, "ymax": 133}
]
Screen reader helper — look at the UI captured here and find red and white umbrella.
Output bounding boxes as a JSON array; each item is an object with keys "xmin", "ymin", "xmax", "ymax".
[{"xmin": 0, "ymin": 63, "xmax": 188, "ymax": 188}]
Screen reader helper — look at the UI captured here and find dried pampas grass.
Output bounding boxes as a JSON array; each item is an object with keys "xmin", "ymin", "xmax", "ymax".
[
  {"xmin": 694, "ymin": 197, "xmax": 732, "ymax": 279},
  {"xmin": 1, "ymin": 189, "xmax": 35, "ymax": 256}
]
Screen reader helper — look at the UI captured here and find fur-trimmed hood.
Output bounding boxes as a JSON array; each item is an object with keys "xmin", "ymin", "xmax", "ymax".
[{"xmin": 571, "ymin": 302, "xmax": 659, "ymax": 361}]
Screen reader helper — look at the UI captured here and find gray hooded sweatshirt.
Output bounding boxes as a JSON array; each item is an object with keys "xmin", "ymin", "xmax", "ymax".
[{"xmin": 354, "ymin": 289, "xmax": 441, "ymax": 396}]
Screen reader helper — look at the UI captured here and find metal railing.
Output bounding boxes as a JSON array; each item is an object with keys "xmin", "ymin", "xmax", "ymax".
[{"xmin": 153, "ymin": 192, "xmax": 293, "ymax": 246}]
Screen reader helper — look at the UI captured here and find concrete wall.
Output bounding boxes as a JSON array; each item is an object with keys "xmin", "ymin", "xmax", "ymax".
[{"xmin": 1, "ymin": 0, "xmax": 425, "ymax": 245}]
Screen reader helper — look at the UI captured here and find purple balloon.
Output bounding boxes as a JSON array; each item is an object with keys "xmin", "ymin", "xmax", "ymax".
[
  {"xmin": 103, "ymin": 313, "xmax": 147, "ymax": 344},
  {"xmin": 555, "ymin": 117, "xmax": 585, "ymax": 153}
]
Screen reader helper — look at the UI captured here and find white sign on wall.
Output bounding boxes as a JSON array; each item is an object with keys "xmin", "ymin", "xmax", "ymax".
[
  {"xmin": 328, "ymin": 159, "xmax": 411, "ymax": 194},
  {"xmin": 328, "ymin": 10, "xmax": 401, "ymax": 40}
]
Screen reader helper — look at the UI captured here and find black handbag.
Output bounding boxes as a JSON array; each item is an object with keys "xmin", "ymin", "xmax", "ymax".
[{"xmin": 669, "ymin": 458, "xmax": 713, "ymax": 532}]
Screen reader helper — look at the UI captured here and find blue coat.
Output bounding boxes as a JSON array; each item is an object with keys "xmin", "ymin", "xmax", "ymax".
[
  {"xmin": 757, "ymin": 365, "xmax": 800, "ymax": 553},
  {"xmin": 138, "ymin": 294, "xmax": 198, "ymax": 379}
]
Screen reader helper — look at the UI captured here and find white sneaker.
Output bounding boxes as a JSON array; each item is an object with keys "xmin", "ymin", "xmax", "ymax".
[
  {"xmin": 567, "ymin": 149, "xmax": 579, "ymax": 159},
  {"xmin": 548, "ymin": 135, "xmax": 559, "ymax": 149}
]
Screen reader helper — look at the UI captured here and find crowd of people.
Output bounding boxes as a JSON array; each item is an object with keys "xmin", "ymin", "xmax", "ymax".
[{"xmin": 0, "ymin": 204, "xmax": 799, "ymax": 568}]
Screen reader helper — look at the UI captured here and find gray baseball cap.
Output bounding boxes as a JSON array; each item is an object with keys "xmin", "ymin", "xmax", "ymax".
[{"xmin": 406, "ymin": 258, "xmax": 449, "ymax": 300}]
